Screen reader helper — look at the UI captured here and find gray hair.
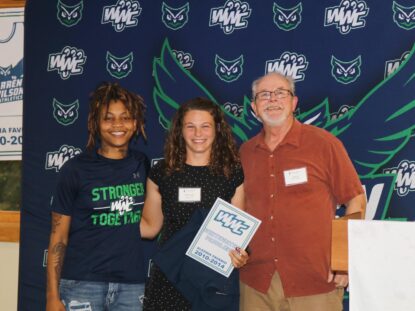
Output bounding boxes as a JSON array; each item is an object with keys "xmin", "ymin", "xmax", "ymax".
[{"xmin": 251, "ymin": 72, "xmax": 295, "ymax": 100}]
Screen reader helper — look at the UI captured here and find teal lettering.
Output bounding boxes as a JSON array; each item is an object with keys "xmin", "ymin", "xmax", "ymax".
[
  {"xmin": 91, "ymin": 214, "xmax": 99, "ymax": 224},
  {"xmin": 99, "ymin": 213, "xmax": 108, "ymax": 225},
  {"xmin": 115, "ymin": 185, "xmax": 123, "ymax": 198},
  {"xmin": 92, "ymin": 212, "xmax": 125, "ymax": 226},
  {"xmin": 136, "ymin": 183, "xmax": 144, "ymax": 196},
  {"xmin": 91, "ymin": 183, "xmax": 145, "ymax": 203},
  {"xmin": 129, "ymin": 184, "xmax": 137, "ymax": 196},
  {"xmin": 107, "ymin": 213, "xmax": 121, "ymax": 226},
  {"xmin": 132, "ymin": 210, "xmax": 141, "ymax": 223},
  {"xmin": 122, "ymin": 210, "xmax": 141, "ymax": 224},
  {"xmin": 108, "ymin": 187, "xmax": 116, "ymax": 200},
  {"xmin": 122, "ymin": 184, "xmax": 132, "ymax": 196},
  {"xmin": 101, "ymin": 187, "xmax": 108, "ymax": 200},
  {"xmin": 115, "ymin": 213, "xmax": 121, "ymax": 225},
  {"xmin": 91, "ymin": 188, "xmax": 100, "ymax": 201}
]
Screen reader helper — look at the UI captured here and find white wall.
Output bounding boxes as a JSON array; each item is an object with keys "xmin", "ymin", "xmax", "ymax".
[{"xmin": 0, "ymin": 242, "xmax": 19, "ymax": 310}]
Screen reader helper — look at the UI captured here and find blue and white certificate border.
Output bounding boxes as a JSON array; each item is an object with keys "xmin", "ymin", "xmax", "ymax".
[{"xmin": 186, "ymin": 197, "xmax": 261, "ymax": 277}]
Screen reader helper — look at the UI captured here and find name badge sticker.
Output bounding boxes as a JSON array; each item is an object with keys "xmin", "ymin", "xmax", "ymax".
[
  {"xmin": 284, "ymin": 167, "xmax": 308, "ymax": 186},
  {"xmin": 178, "ymin": 187, "xmax": 201, "ymax": 202}
]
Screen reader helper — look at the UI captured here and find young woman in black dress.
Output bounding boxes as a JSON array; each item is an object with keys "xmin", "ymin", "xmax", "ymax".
[{"xmin": 140, "ymin": 97, "xmax": 248, "ymax": 310}]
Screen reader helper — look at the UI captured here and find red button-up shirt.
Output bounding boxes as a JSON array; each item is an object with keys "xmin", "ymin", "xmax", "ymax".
[{"xmin": 240, "ymin": 120, "xmax": 364, "ymax": 297}]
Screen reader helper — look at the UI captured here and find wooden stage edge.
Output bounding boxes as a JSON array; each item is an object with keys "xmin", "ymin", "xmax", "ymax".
[
  {"xmin": 0, "ymin": 211, "xmax": 20, "ymax": 242},
  {"xmin": 0, "ymin": 1, "xmax": 25, "ymax": 8}
]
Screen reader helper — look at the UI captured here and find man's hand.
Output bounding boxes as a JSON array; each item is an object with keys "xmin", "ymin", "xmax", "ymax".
[{"xmin": 328, "ymin": 270, "xmax": 348, "ymax": 288}]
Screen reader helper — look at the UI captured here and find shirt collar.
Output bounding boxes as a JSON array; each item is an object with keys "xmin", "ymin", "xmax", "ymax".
[
  {"xmin": 253, "ymin": 119, "xmax": 302, "ymax": 150},
  {"xmin": 281, "ymin": 119, "xmax": 301, "ymax": 147}
]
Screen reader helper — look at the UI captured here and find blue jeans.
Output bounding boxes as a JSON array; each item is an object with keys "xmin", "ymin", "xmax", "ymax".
[{"xmin": 60, "ymin": 279, "xmax": 144, "ymax": 311}]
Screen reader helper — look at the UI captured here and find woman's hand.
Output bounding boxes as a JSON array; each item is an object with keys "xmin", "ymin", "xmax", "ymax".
[
  {"xmin": 229, "ymin": 247, "xmax": 249, "ymax": 268},
  {"xmin": 46, "ymin": 297, "xmax": 66, "ymax": 311}
]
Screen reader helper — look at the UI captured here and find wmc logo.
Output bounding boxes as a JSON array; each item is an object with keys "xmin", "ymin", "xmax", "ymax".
[
  {"xmin": 47, "ymin": 46, "xmax": 87, "ymax": 80},
  {"xmin": 324, "ymin": 0, "xmax": 369, "ymax": 34},
  {"xmin": 161, "ymin": 2, "xmax": 189, "ymax": 30},
  {"xmin": 52, "ymin": 98, "xmax": 79, "ymax": 126},
  {"xmin": 384, "ymin": 50, "xmax": 410, "ymax": 78},
  {"xmin": 265, "ymin": 51, "xmax": 308, "ymax": 81},
  {"xmin": 110, "ymin": 196, "xmax": 134, "ymax": 216},
  {"xmin": 330, "ymin": 105, "xmax": 355, "ymax": 121},
  {"xmin": 172, "ymin": 50, "xmax": 194, "ymax": 69},
  {"xmin": 215, "ymin": 54, "xmax": 244, "ymax": 83},
  {"xmin": 273, "ymin": 2, "xmax": 302, "ymax": 31},
  {"xmin": 331, "ymin": 55, "xmax": 361, "ymax": 84},
  {"xmin": 214, "ymin": 210, "xmax": 249, "ymax": 235},
  {"xmin": 45, "ymin": 145, "xmax": 82, "ymax": 172},
  {"xmin": 209, "ymin": 0, "xmax": 252, "ymax": 34},
  {"xmin": 56, "ymin": 0, "xmax": 83, "ymax": 27},
  {"xmin": 102, "ymin": 0, "xmax": 142, "ymax": 32},
  {"xmin": 392, "ymin": 1, "xmax": 415, "ymax": 30},
  {"xmin": 223, "ymin": 102, "xmax": 243, "ymax": 118},
  {"xmin": 384, "ymin": 160, "xmax": 415, "ymax": 197},
  {"xmin": 106, "ymin": 51, "xmax": 134, "ymax": 79}
]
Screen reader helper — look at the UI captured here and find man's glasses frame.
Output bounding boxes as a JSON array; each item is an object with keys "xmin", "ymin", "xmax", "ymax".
[{"xmin": 254, "ymin": 89, "xmax": 294, "ymax": 101}]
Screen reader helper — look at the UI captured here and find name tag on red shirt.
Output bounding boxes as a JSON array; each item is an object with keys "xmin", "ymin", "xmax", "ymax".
[{"xmin": 283, "ymin": 167, "xmax": 308, "ymax": 186}]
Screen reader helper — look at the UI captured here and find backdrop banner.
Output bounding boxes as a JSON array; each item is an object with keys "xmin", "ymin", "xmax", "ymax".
[{"xmin": 20, "ymin": 1, "xmax": 415, "ymax": 310}]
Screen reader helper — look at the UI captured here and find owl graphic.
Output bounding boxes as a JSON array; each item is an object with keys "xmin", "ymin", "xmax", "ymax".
[
  {"xmin": 215, "ymin": 54, "xmax": 244, "ymax": 83},
  {"xmin": 273, "ymin": 2, "xmax": 302, "ymax": 31},
  {"xmin": 392, "ymin": 1, "xmax": 415, "ymax": 30},
  {"xmin": 106, "ymin": 52, "xmax": 134, "ymax": 79},
  {"xmin": 57, "ymin": 0, "xmax": 83, "ymax": 27},
  {"xmin": 52, "ymin": 99, "xmax": 79, "ymax": 126},
  {"xmin": 161, "ymin": 2, "xmax": 190, "ymax": 30},
  {"xmin": 0, "ymin": 65, "xmax": 12, "ymax": 77},
  {"xmin": 331, "ymin": 55, "xmax": 362, "ymax": 84}
]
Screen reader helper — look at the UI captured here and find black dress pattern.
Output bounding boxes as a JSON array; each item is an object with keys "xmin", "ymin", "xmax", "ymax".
[{"xmin": 143, "ymin": 161, "xmax": 243, "ymax": 311}]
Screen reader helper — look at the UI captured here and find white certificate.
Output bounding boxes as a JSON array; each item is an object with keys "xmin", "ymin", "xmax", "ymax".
[{"xmin": 185, "ymin": 198, "xmax": 261, "ymax": 277}]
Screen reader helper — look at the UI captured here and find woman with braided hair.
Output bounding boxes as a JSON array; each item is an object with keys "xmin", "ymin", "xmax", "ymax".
[{"xmin": 46, "ymin": 82, "xmax": 149, "ymax": 311}]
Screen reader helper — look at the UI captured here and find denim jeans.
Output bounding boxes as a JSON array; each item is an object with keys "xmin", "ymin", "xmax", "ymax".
[{"xmin": 60, "ymin": 279, "xmax": 144, "ymax": 311}]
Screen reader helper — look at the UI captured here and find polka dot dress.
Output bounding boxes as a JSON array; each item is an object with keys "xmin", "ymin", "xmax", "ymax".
[{"xmin": 143, "ymin": 161, "xmax": 243, "ymax": 311}]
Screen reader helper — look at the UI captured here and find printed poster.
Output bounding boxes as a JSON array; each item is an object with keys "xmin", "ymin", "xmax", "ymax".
[{"xmin": 0, "ymin": 8, "xmax": 24, "ymax": 160}]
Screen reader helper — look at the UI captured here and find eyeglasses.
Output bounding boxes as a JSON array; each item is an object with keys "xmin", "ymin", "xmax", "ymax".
[{"xmin": 255, "ymin": 89, "xmax": 294, "ymax": 101}]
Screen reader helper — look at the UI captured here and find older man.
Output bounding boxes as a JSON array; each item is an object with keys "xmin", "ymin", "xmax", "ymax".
[{"xmin": 239, "ymin": 72, "xmax": 366, "ymax": 311}]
